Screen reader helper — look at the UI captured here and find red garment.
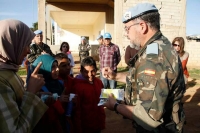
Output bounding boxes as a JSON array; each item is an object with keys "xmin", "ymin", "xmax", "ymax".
[
  {"xmin": 63, "ymin": 76, "xmax": 75, "ymax": 95},
  {"xmin": 59, "ymin": 76, "xmax": 75, "ymax": 133},
  {"xmin": 33, "ymin": 100, "xmax": 65, "ymax": 133},
  {"xmin": 73, "ymin": 77, "xmax": 105, "ymax": 133}
]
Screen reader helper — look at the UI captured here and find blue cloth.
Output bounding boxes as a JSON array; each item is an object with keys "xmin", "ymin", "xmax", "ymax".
[
  {"xmin": 122, "ymin": 3, "xmax": 158, "ymax": 23},
  {"xmin": 34, "ymin": 30, "xmax": 43, "ymax": 35},
  {"xmin": 100, "ymin": 72, "xmax": 117, "ymax": 89},
  {"xmin": 81, "ymin": 36, "xmax": 86, "ymax": 40},
  {"xmin": 96, "ymin": 35, "xmax": 103, "ymax": 40},
  {"xmin": 103, "ymin": 33, "xmax": 112, "ymax": 39},
  {"xmin": 32, "ymin": 54, "xmax": 56, "ymax": 80}
]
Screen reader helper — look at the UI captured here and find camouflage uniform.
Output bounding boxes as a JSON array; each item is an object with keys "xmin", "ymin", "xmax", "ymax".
[
  {"xmin": 78, "ymin": 43, "xmax": 91, "ymax": 62},
  {"xmin": 125, "ymin": 31, "xmax": 185, "ymax": 133},
  {"xmin": 27, "ymin": 43, "xmax": 54, "ymax": 63}
]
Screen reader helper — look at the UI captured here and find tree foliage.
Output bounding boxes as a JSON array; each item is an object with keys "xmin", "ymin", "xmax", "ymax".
[{"xmin": 30, "ymin": 22, "xmax": 38, "ymax": 31}]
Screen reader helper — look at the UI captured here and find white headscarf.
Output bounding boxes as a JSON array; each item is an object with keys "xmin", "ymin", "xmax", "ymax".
[{"xmin": 0, "ymin": 19, "xmax": 35, "ymax": 71}]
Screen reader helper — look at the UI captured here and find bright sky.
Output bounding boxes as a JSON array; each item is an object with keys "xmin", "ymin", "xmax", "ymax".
[{"xmin": 0, "ymin": 0, "xmax": 198, "ymax": 35}]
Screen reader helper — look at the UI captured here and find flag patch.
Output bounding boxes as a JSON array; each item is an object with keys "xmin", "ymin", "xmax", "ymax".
[{"xmin": 144, "ymin": 69, "xmax": 155, "ymax": 75}]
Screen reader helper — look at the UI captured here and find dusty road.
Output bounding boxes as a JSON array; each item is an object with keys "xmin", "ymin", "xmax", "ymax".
[{"xmin": 102, "ymin": 78, "xmax": 200, "ymax": 133}]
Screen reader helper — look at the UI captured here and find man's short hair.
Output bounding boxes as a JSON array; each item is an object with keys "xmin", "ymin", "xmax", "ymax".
[
  {"xmin": 137, "ymin": 12, "xmax": 160, "ymax": 30},
  {"xmin": 55, "ymin": 53, "xmax": 70, "ymax": 62},
  {"xmin": 80, "ymin": 56, "xmax": 97, "ymax": 71}
]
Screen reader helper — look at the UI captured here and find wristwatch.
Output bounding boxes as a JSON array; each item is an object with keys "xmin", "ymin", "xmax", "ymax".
[{"xmin": 114, "ymin": 102, "xmax": 119, "ymax": 114}]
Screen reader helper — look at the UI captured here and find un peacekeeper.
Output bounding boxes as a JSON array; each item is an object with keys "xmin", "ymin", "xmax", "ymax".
[
  {"xmin": 78, "ymin": 36, "xmax": 91, "ymax": 62},
  {"xmin": 26, "ymin": 30, "xmax": 54, "ymax": 85},
  {"xmin": 95, "ymin": 35, "xmax": 104, "ymax": 55},
  {"xmin": 102, "ymin": 3, "xmax": 186, "ymax": 133},
  {"xmin": 27, "ymin": 30, "xmax": 54, "ymax": 63}
]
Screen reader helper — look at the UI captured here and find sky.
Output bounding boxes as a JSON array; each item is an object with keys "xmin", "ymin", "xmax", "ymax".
[
  {"xmin": 0, "ymin": 0, "xmax": 37, "ymax": 28},
  {"xmin": 0, "ymin": 0, "xmax": 199, "ymax": 36}
]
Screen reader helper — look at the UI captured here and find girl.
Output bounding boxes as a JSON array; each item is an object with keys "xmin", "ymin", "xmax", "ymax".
[
  {"xmin": 32, "ymin": 54, "xmax": 69, "ymax": 133},
  {"xmin": 172, "ymin": 37, "xmax": 189, "ymax": 84},
  {"xmin": 60, "ymin": 42, "xmax": 75, "ymax": 77}
]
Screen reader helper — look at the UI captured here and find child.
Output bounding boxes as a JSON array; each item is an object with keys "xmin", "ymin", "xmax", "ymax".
[
  {"xmin": 73, "ymin": 57, "xmax": 105, "ymax": 133},
  {"xmin": 55, "ymin": 53, "xmax": 74, "ymax": 95},
  {"xmin": 31, "ymin": 54, "xmax": 69, "ymax": 133},
  {"xmin": 55, "ymin": 53, "xmax": 76, "ymax": 133}
]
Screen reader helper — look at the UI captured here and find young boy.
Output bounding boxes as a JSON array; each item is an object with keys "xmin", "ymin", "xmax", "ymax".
[
  {"xmin": 55, "ymin": 53, "xmax": 76, "ymax": 133},
  {"xmin": 73, "ymin": 57, "xmax": 105, "ymax": 133}
]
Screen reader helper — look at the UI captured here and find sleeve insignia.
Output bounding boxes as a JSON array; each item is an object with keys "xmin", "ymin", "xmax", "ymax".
[{"xmin": 146, "ymin": 43, "xmax": 158, "ymax": 55}]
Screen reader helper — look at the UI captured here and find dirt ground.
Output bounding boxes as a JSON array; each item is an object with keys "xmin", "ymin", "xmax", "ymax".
[{"xmin": 101, "ymin": 78, "xmax": 200, "ymax": 133}]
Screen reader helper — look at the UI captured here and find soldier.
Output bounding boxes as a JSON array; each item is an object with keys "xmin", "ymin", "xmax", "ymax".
[
  {"xmin": 78, "ymin": 36, "xmax": 91, "ymax": 62},
  {"xmin": 95, "ymin": 35, "xmax": 104, "ymax": 56},
  {"xmin": 26, "ymin": 30, "xmax": 54, "ymax": 85},
  {"xmin": 27, "ymin": 30, "xmax": 54, "ymax": 63},
  {"xmin": 102, "ymin": 3, "xmax": 185, "ymax": 133}
]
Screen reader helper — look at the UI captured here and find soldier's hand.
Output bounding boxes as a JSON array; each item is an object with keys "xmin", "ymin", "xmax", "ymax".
[
  {"xmin": 104, "ymin": 94, "xmax": 116, "ymax": 111},
  {"xmin": 41, "ymin": 50, "xmax": 49, "ymax": 55},
  {"xmin": 27, "ymin": 62, "xmax": 45, "ymax": 94},
  {"xmin": 102, "ymin": 67, "xmax": 116, "ymax": 79}
]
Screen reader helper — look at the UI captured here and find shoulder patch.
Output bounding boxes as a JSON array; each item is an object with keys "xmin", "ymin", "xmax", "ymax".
[{"xmin": 146, "ymin": 43, "xmax": 158, "ymax": 55}]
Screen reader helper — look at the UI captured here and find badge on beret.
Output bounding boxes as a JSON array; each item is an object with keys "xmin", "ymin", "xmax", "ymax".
[{"xmin": 124, "ymin": 11, "xmax": 131, "ymax": 21}]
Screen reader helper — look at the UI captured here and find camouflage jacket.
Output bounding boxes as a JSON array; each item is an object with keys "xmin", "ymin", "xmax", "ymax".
[
  {"xmin": 78, "ymin": 43, "xmax": 91, "ymax": 56},
  {"xmin": 125, "ymin": 31, "xmax": 185, "ymax": 132},
  {"xmin": 27, "ymin": 43, "xmax": 54, "ymax": 63}
]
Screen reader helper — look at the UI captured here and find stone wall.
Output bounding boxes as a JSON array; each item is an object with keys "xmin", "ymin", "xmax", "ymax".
[{"xmin": 185, "ymin": 41, "xmax": 200, "ymax": 68}]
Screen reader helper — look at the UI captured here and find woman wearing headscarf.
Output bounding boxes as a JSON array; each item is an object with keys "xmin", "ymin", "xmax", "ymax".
[{"xmin": 0, "ymin": 19, "xmax": 48, "ymax": 132}]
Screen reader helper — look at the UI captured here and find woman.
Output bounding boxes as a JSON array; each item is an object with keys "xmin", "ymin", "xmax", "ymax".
[
  {"xmin": 172, "ymin": 37, "xmax": 189, "ymax": 84},
  {"xmin": 60, "ymin": 42, "xmax": 75, "ymax": 77},
  {"xmin": 0, "ymin": 19, "xmax": 47, "ymax": 132}
]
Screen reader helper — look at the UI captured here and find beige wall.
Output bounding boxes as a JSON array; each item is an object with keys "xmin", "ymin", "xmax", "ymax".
[
  {"xmin": 185, "ymin": 41, "xmax": 200, "ymax": 68},
  {"xmin": 93, "ymin": 13, "xmax": 105, "ymax": 40}
]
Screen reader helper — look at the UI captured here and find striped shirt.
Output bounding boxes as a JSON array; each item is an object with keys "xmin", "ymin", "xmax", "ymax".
[{"xmin": 99, "ymin": 43, "xmax": 121, "ymax": 71}]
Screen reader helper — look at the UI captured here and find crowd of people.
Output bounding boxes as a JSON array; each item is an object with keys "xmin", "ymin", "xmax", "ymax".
[{"xmin": 0, "ymin": 2, "xmax": 189, "ymax": 133}]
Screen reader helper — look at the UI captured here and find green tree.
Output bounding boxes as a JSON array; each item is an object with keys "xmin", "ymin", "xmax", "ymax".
[{"xmin": 30, "ymin": 22, "xmax": 38, "ymax": 31}]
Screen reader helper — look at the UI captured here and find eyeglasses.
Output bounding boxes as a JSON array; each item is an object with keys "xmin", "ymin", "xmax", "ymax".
[
  {"xmin": 124, "ymin": 23, "xmax": 139, "ymax": 33},
  {"xmin": 173, "ymin": 44, "xmax": 180, "ymax": 47}
]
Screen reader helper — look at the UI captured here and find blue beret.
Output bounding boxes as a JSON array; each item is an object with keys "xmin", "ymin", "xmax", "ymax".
[
  {"xmin": 81, "ymin": 36, "xmax": 86, "ymax": 40},
  {"xmin": 96, "ymin": 35, "xmax": 103, "ymax": 40},
  {"xmin": 122, "ymin": 3, "xmax": 158, "ymax": 23},
  {"xmin": 34, "ymin": 30, "xmax": 43, "ymax": 35}
]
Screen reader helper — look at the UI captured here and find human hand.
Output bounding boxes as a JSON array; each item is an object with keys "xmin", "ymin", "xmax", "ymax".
[
  {"xmin": 59, "ymin": 94, "xmax": 69, "ymax": 103},
  {"xmin": 41, "ymin": 50, "xmax": 49, "ymax": 55},
  {"xmin": 27, "ymin": 62, "xmax": 45, "ymax": 94},
  {"xmin": 102, "ymin": 67, "xmax": 116, "ymax": 80},
  {"xmin": 103, "ymin": 94, "xmax": 117, "ymax": 111},
  {"xmin": 45, "ymin": 96, "xmax": 55, "ymax": 106},
  {"xmin": 72, "ymin": 95, "xmax": 78, "ymax": 104}
]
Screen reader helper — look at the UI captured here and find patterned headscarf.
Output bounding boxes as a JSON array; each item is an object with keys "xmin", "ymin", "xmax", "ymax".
[{"xmin": 0, "ymin": 19, "xmax": 35, "ymax": 71}]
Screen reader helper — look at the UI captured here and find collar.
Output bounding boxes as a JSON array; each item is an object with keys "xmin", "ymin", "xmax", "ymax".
[{"xmin": 103, "ymin": 42, "xmax": 113, "ymax": 47}]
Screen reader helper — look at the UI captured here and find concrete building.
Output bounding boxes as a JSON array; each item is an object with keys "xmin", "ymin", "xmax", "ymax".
[{"xmin": 38, "ymin": 0, "xmax": 189, "ymax": 67}]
